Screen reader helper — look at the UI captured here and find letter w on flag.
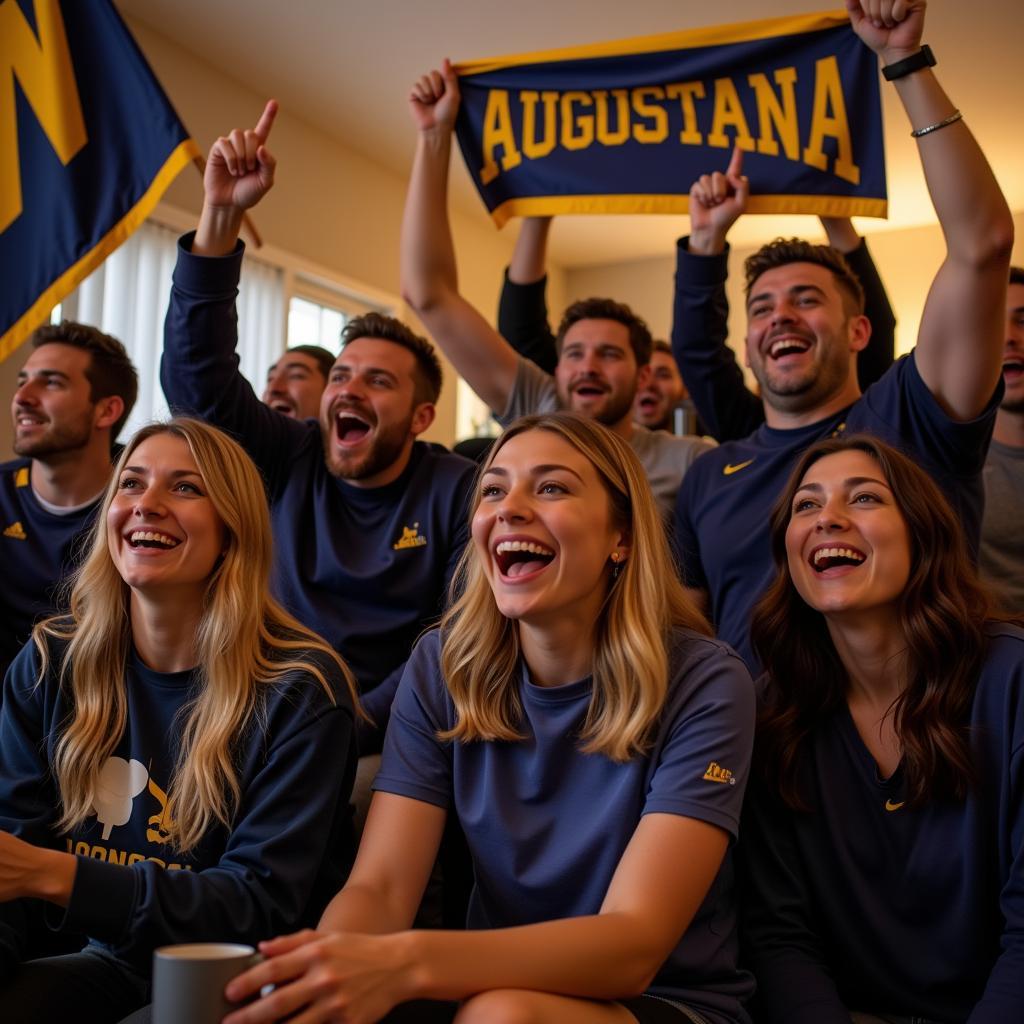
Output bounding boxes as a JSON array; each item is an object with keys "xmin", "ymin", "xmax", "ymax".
[{"xmin": 0, "ymin": 0, "xmax": 200, "ymax": 361}]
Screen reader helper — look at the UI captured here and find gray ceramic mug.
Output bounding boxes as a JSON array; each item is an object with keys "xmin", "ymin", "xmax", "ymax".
[{"xmin": 152, "ymin": 942, "xmax": 261, "ymax": 1024}]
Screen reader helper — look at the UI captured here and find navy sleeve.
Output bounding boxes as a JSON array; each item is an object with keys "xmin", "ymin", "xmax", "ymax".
[
  {"xmin": 740, "ymin": 784, "xmax": 852, "ymax": 1024},
  {"xmin": 497, "ymin": 270, "xmax": 558, "ymax": 376},
  {"xmin": 373, "ymin": 632, "xmax": 455, "ymax": 810},
  {"xmin": 58, "ymin": 679, "xmax": 356, "ymax": 957},
  {"xmin": 0, "ymin": 643, "xmax": 61, "ymax": 978},
  {"xmin": 671, "ymin": 237, "xmax": 764, "ymax": 443},
  {"xmin": 968, "ymin": 731, "xmax": 1024, "ymax": 1022},
  {"xmin": 645, "ymin": 641, "xmax": 755, "ymax": 840},
  {"xmin": 160, "ymin": 232, "xmax": 310, "ymax": 496},
  {"xmin": 672, "ymin": 466, "xmax": 709, "ymax": 591},
  {"xmin": 846, "ymin": 239, "xmax": 896, "ymax": 392}
]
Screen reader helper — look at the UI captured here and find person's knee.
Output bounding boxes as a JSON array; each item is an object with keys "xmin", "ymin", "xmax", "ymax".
[{"xmin": 456, "ymin": 989, "xmax": 542, "ymax": 1024}]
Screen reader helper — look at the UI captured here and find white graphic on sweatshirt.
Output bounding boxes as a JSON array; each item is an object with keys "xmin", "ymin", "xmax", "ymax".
[{"xmin": 91, "ymin": 757, "xmax": 149, "ymax": 840}]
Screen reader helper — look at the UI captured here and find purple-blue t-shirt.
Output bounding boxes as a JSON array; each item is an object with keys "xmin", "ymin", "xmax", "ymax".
[{"xmin": 375, "ymin": 628, "xmax": 757, "ymax": 1024}]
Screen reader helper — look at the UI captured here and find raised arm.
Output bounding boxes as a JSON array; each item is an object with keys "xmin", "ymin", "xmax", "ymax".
[
  {"xmin": 498, "ymin": 216, "xmax": 559, "ymax": 374},
  {"xmin": 673, "ymin": 147, "xmax": 764, "ymax": 441},
  {"xmin": 400, "ymin": 62, "xmax": 520, "ymax": 416},
  {"xmin": 848, "ymin": 0, "xmax": 1013, "ymax": 420},
  {"xmin": 820, "ymin": 217, "xmax": 897, "ymax": 390},
  {"xmin": 161, "ymin": 102, "xmax": 308, "ymax": 485}
]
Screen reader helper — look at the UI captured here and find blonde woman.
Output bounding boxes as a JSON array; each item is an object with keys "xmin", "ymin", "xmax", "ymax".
[
  {"xmin": 227, "ymin": 412, "xmax": 756, "ymax": 1024},
  {"xmin": 0, "ymin": 419, "xmax": 359, "ymax": 1023}
]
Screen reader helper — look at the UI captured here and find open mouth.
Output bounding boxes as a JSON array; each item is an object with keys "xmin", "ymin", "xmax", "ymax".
[
  {"xmin": 15, "ymin": 413, "xmax": 46, "ymax": 427},
  {"xmin": 269, "ymin": 400, "xmax": 296, "ymax": 416},
  {"xmin": 494, "ymin": 539, "xmax": 556, "ymax": 579},
  {"xmin": 1003, "ymin": 359, "xmax": 1024, "ymax": 382},
  {"xmin": 810, "ymin": 545, "xmax": 866, "ymax": 573},
  {"xmin": 127, "ymin": 530, "xmax": 181, "ymax": 550},
  {"xmin": 335, "ymin": 412, "xmax": 371, "ymax": 446},
  {"xmin": 637, "ymin": 394, "xmax": 659, "ymax": 410},
  {"xmin": 768, "ymin": 337, "xmax": 812, "ymax": 360}
]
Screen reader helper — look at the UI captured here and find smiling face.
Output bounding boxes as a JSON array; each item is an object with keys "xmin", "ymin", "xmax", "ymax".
[
  {"xmin": 635, "ymin": 349, "xmax": 686, "ymax": 429},
  {"xmin": 554, "ymin": 319, "xmax": 647, "ymax": 431},
  {"xmin": 785, "ymin": 449, "xmax": 911, "ymax": 621},
  {"xmin": 12, "ymin": 344, "xmax": 98, "ymax": 459},
  {"xmin": 745, "ymin": 263, "xmax": 863, "ymax": 415},
  {"xmin": 1001, "ymin": 281, "xmax": 1024, "ymax": 414},
  {"xmin": 262, "ymin": 351, "xmax": 327, "ymax": 420},
  {"xmin": 319, "ymin": 337, "xmax": 434, "ymax": 487},
  {"xmin": 471, "ymin": 429, "xmax": 627, "ymax": 629},
  {"xmin": 107, "ymin": 433, "xmax": 226, "ymax": 602}
]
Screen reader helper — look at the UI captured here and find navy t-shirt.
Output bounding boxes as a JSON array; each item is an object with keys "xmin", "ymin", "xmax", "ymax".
[
  {"xmin": 0, "ymin": 636, "xmax": 356, "ymax": 978},
  {"xmin": 674, "ymin": 353, "xmax": 998, "ymax": 668},
  {"xmin": 376, "ymin": 628, "xmax": 757, "ymax": 1024},
  {"xmin": 0, "ymin": 459, "xmax": 99, "ymax": 677},
  {"xmin": 742, "ymin": 624, "xmax": 1024, "ymax": 1024}
]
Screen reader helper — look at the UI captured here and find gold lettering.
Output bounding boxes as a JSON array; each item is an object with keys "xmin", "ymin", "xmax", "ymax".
[
  {"xmin": 128, "ymin": 853, "xmax": 145, "ymax": 866},
  {"xmin": 560, "ymin": 91, "xmax": 594, "ymax": 151},
  {"xmin": 748, "ymin": 68, "xmax": 800, "ymax": 160},
  {"xmin": 802, "ymin": 56, "xmax": 860, "ymax": 185},
  {"xmin": 75, "ymin": 841, "xmax": 91, "ymax": 857},
  {"xmin": 90, "ymin": 844, "xmax": 106, "ymax": 859},
  {"xmin": 0, "ymin": 0, "xmax": 88, "ymax": 233},
  {"xmin": 707, "ymin": 78, "xmax": 755, "ymax": 151},
  {"xmin": 593, "ymin": 89, "xmax": 630, "ymax": 146},
  {"xmin": 479, "ymin": 89, "xmax": 521, "ymax": 185},
  {"xmin": 630, "ymin": 87, "xmax": 668, "ymax": 144},
  {"xmin": 665, "ymin": 81, "xmax": 706, "ymax": 144},
  {"xmin": 520, "ymin": 90, "xmax": 558, "ymax": 160}
]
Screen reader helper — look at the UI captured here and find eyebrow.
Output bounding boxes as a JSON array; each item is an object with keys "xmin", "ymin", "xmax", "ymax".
[
  {"xmin": 332, "ymin": 364, "xmax": 399, "ymax": 381},
  {"xmin": 18, "ymin": 368, "xmax": 70, "ymax": 382},
  {"xmin": 482, "ymin": 463, "xmax": 586, "ymax": 483},
  {"xmin": 794, "ymin": 475, "xmax": 891, "ymax": 494},
  {"xmin": 748, "ymin": 283, "xmax": 828, "ymax": 309},
  {"xmin": 121, "ymin": 466, "xmax": 203, "ymax": 479}
]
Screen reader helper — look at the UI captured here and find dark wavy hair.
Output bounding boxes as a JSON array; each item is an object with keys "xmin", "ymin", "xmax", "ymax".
[
  {"xmin": 751, "ymin": 434, "xmax": 1005, "ymax": 811},
  {"xmin": 745, "ymin": 237, "xmax": 865, "ymax": 317}
]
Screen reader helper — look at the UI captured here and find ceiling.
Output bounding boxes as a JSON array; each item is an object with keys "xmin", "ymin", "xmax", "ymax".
[{"xmin": 117, "ymin": 0, "xmax": 1024, "ymax": 267}]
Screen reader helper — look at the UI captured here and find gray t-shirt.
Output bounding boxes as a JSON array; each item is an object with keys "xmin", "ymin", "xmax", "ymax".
[
  {"xmin": 500, "ymin": 357, "xmax": 713, "ymax": 516},
  {"xmin": 980, "ymin": 439, "xmax": 1024, "ymax": 612}
]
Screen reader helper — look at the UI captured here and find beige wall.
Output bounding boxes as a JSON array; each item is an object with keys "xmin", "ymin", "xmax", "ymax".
[
  {"xmin": 567, "ymin": 211, "xmax": 1024, "ymax": 389},
  {"xmin": 2, "ymin": 16, "xmax": 519, "ymax": 456}
]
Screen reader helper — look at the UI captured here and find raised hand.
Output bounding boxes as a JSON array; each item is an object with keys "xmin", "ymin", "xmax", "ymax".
[
  {"xmin": 409, "ymin": 59, "xmax": 460, "ymax": 134},
  {"xmin": 846, "ymin": 0, "xmax": 927, "ymax": 63},
  {"xmin": 204, "ymin": 100, "xmax": 279, "ymax": 212},
  {"xmin": 688, "ymin": 146, "xmax": 749, "ymax": 256}
]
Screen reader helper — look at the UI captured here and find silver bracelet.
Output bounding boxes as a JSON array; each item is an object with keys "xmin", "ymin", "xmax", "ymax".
[{"xmin": 910, "ymin": 109, "xmax": 963, "ymax": 138}]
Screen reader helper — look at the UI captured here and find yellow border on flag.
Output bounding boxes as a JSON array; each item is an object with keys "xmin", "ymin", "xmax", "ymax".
[
  {"xmin": 488, "ymin": 194, "xmax": 888, "ymax": 228},
  {"xmin": 0, "ymin": 137, "xmax": 201, "ymax": 365},
  {"xmin": 454, "ymin": 10, "xmax": 848, "ymax": 76}
]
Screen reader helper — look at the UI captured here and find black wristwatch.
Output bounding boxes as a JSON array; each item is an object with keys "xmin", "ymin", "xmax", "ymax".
[{"xmin": 882, "ymin": 45, "xmax": 936, "ymax": 81}]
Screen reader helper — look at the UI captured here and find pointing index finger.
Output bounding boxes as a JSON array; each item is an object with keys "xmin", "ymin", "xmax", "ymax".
[
  {"xmin": 726, "ymin": 145, "xmax": 744, "ymax": 178},
  {"xmin": 254, "ymin": 100, "xmax": 278, "ymax": 143}
]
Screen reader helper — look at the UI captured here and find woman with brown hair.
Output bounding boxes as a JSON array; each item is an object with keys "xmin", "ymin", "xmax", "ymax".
[
  {"xmin": 226, "ymin": 411, "xmax": 756, "ymax": 1024},
  {"xmin": 0, "ymin": 418, "xmax": 360, "ymax": 1023},
  {"xmin": 744, "ymin": 434, "xmax": 1024, "ymax": 1024}
]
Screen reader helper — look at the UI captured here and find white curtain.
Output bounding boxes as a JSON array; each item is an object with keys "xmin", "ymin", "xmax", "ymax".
[{"xmin": 60, "ymin": 220, "xmax": 285, "ymax": 442}]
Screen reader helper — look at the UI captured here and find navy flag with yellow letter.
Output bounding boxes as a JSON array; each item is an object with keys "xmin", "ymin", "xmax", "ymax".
[
  {"xmin": 454, "ymin": 10, "xmax": 885, "ymax": 227},
  {"xmin": 0, "ymin": 0, "xmax": 200, "ymax": 361}
]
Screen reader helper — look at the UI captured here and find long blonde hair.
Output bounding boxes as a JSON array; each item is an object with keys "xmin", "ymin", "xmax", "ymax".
[
  {"xmin": 35, "ymin": 419, "xmax": 359, "ymax": 853},
  {"xmin": 439, "ymin": 412, "xmax": 709, "ymax": 761}
]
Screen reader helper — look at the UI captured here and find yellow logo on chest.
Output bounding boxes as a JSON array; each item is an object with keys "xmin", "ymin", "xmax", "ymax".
[
  {"xmin": 3, "ymin": 520, "xmax": 27, "ymax": 540},
  {"xmin": 393, "ymin": 523, "xmax": 427, "ymax": 550}
]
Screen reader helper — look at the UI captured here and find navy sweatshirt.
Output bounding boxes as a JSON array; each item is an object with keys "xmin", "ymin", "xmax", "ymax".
[
  {"xmin": 160, "ymin": 234, "xmax": 476, "ymax": 748},
  {"xmin": 0, "ymin": 635, "xmax": 356, "ymax": 979}
]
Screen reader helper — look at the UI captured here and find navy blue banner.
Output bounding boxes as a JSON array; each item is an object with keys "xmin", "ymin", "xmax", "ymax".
[
  {"xmin": 454, "ymin": 11, "xmax": 886, "ymax": 227},
  {"xmin": 1, "ymin": 0, "xmax": 200, "ymax": 360}
]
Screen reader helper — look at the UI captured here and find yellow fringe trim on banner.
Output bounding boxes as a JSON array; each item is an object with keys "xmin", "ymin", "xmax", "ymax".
[
  {"xmin": 488, "ymin": 193, "xmax": 888, "ymax": 228},
  {"xmin": 455, "ymin": 10, "xmax": 849, "ymax": 76},
  {"xmin": 0, "ymin": 137, "xmax": 201, "ymax": 365}
]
